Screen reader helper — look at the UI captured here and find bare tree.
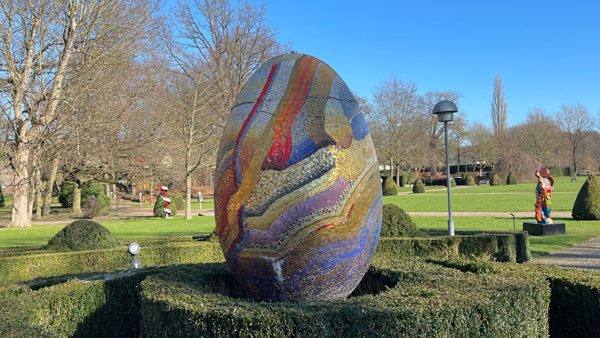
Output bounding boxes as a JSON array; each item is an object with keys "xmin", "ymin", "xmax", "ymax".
[
  {"xmin": 466, "ymin": 121, "xmax": 497, "ymax": 174},
  {"xmin": 555, "ymin": 103, "xmax": 597, "ymax": 175},
  {"xmin": 512, "ymin": 107, "xmax": 560, "ymax": 166},
  {"xmin": 370, "ymin": 78, "xmax": 425, "ymax": 185},
  {"xmin": 166, "ymin": 0, "xmax": 290, "ymax": 219},
  {"xmin": 491, "ymin": 74, "xmax": 508, "ymax": 136},
  {"xmin": 0, "ymin": 0, "xmax": 160, "ymax": 226},
  {"xmin": 423, "ymin": 91, "xmax": 464, "ymax": 176}
]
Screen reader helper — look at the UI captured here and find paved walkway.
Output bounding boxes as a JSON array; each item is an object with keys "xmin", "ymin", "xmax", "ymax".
[{"xmin": 531, "ymin": 236, "xmax": 600, "ymax": 270}]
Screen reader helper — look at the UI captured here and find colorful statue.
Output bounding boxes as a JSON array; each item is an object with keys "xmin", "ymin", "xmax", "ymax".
[{"xmin": 535, "ymin": 168, "xmax": 554, "ymax": 224}]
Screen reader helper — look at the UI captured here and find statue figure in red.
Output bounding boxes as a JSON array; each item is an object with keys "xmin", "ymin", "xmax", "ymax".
[{"xmin": 535, "ymin": 168, "xmax": 554, "ymax": 224}]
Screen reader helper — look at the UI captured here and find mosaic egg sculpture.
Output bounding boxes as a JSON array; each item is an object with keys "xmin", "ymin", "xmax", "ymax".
[{"xmin": 214, "ymin": 53, "xmax": 382, "ymax": 302}]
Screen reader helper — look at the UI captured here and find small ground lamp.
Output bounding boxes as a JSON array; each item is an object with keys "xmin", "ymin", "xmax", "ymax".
[
  {"xmin": 432, "ymin": 100, "xmax": 458, "ymax": 236},
  {"xmin": 128, "ymin": 243, "xmax": 141, "ymax": 269}
]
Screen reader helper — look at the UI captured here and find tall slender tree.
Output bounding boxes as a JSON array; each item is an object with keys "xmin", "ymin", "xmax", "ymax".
[{"xmin": 491, "ymin": 74, "xmax": 508, "ymax": 136}]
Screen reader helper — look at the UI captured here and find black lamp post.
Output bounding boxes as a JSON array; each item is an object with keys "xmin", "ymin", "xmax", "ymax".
[{"xmin": 432, "ymin": 100, "xmax": 458, "ymax": 236}]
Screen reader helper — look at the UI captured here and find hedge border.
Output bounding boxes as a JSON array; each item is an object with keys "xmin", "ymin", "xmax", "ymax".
[
  {"xmin": 0, "ymin": 242, "xmax": 223, "ymax": 284},
  {"xmin": 377, "ymin": 231, "xmax": 530, "ymax": 263},
  {"xmin": 428, "ymin": 259, "xmax": 600, "ymax": 338}
]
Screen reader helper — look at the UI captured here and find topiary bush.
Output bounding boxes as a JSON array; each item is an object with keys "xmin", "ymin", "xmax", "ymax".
[
  {"xmin": 445, "ymin": 176, "xmax": 457, "ymax": 187},
  {"xmin": 173, "ymin": 191, "xmax": 184, "ymax": 210},
  {"xmin": 490, "ymin": 173, "xmax": 502, "ymax": 186},
  {"xmin": 465, "ymin": 173, "xmax": 475, "ymax": 186},
  {"xmin": 46, "ymin": 220, "xmax": 120, "ymax": 252},
  {"xmin": 380, "ymin": 204, "xmax": 421, "ymax": 238},
  {"xmin": 572, "ymin": 174, "xmax": 600, "ymax": 220},
  {"xmin": 412, "ymin": 178, "xmax": 425, "ymax": 193},
  {"xmin": 0, "ymin": 183, "xmax": 4, "ymax": 208},
  {"xmin": 382, "ymin": 177, "xmax": 398, "ymax": 196},
  {"xmin": 153, "ymin": 193, "xmax": 167, "ymax": 217},
  {"xmin": 58, "ymin": 182, "xmax": 111, "ymax": 209},
  {"xmin": 83, "ymin": 196, "xmax": 108, "ymax": 219},
  {"xmin": 506, "ymin": 171, "xmax": 518, "ymax": 185}
]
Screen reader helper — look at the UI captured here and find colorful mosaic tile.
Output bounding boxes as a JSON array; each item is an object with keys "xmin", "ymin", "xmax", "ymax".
[{"xmin": 214, "ymin": 53, "xmax": 382, "ymax": 302}]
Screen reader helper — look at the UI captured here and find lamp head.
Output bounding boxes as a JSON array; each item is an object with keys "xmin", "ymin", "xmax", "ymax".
[
  {"xmin": 128, "ymin": 242, "xmax": 140, "ymax": 255},
  {"xmin": 432, "ymin": 100, "xmax": 458, "ymax": 122}
]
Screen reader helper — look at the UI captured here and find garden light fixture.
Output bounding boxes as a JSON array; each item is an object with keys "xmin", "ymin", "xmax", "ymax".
[
  {"xmin": 433, "ymin": 100, "xmax": 458, "ymax": 236},
  {"xmin": 128, "ymin": 242, "xmax": 141, "ymax": 269}
]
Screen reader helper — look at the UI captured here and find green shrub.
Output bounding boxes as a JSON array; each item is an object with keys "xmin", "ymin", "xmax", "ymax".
[
  {"xmin": 0, "ymin": 242, "xmax": 223, "ymax": 284},
  {"xmin": 445, "ymin": 176, "xmax": 457, "ymax": 187},
  {"xmin": 412, "ymin": 178, "xmax": 425, "ymax": 193},
  {"xmin": 153, "ymin": 192, "xmax": 177, "ymax": 217},
  {"xmin": 0, "ymin": 184, "xmax": 4, "ymax": 208},
  {"xmin": 572, "ymin": 174, "xmax": 600, "ymax": 220},
  {"xmin": 167, "ymin": 192, "xmax": 178, "ymax": 216},
  {"xmin": 382, "ymin": 177, "xmax": 398, "ymax": 196},
  {"xmin": 465, "ymin": 173, "xmax": 475, "ymax": 186},
  {"xmin": 46, "ymin": 220, "xmax": 120, "ymax": 252},
  {"xmin": 378, "ymin": 231, "xmax": 528, "ymax": 263},
  {"xmin": 173, "ymin": 191, "xmax": 184, "ymax": 210},
  {"xmin": 429, "ymin": 258, "xmax": 600, "ymax": 338},
  {"xmin": 83, "ymin": 196, "xmax": 108, "ymax": 219},
  {"xmin": 139, "ymin": 259, "xmax": 549, "ymax": 337},
  {"xmin": 489, "ymin": 173, "xmax": 502, "ymax": 186},
  {"xmin": 58, "ymin": 182, "xmax": 110, "ymax": 209},
  {"xmin": 380, "ymin": 204, "xmax": 420, "ymax": 238},
  {"xmin": 52, "ymin": 181, "xmax": 60, "ymax": 197},
  {"xmin": 506, "ymin": 171, "xmax": 518, "ymax": 185}
]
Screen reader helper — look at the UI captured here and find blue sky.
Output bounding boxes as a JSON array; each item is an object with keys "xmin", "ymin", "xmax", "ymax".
[{"xmin": 267, "ymin": 0, "xmax": 600, "ymax": 126}]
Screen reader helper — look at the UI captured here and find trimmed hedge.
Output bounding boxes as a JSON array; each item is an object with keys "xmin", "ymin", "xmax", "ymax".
[
  {"xmin": 429, "ymin": 259, "xmax": 600, "ymax": 338},
  {"xmin": 412, "ymin": 178, "xmax": 425, "ymax": 193},
  {"xmin": 489, "ymin": 172, "xmax": 502, "ymax": 186},
  {"xmin": 465, "ymin": 173, "xmax": 475, "ymax": 186},
  {"xmin": 377, "ymin": 231, "xmax": 530, "ymax": 263},
  {"xmin": 0, "ymin": 242, "xmax": 223, "ymax": 284},
  {"xmin": 572, "ymin": 174, "xmax": 600, "ymax": 220},
  {"xmin": 380, "ymin": 204, "xmax": 420, "ymax": 237},
  {"xmin": 139, "ymin": 258, "xmax": 549, "ymax": 337},
  {"xmin": 381, "ymin": 176, "xmax": 398, "ymax": 196},
  {"xmin": 506, "ymin": 171, "xmax": 518, "ymax": 185}
]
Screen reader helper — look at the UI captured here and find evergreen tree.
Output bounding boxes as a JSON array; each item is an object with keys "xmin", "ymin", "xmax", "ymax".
[
  {"xmin": 412, "ymin": 178, "xmax": 425, "ymax": 193},
  {"xmin": 506, "ymin": 171, "xmax": 518, "ymax": 185},
  {"xmin": 382, "ymin": 177, "xmax": 398, "ymax": 196},
  {"xmin": 572, "ymin": 174, "xmax": 600, "ymax": 220}
]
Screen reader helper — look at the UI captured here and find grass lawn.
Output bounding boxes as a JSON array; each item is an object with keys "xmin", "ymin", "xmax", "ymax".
[
  {"xmin": 0, "ymin": 215, "xmax": 216, "ymax": 248},
  {"xmin": 412, "ymin": 215, "xmax": 600, "ymax": 257}
]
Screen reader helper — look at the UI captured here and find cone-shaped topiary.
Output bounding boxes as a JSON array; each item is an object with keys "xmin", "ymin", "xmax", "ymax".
[
  {"xmin": 153, "ymin": 193, "xmax": 167, "ymax": 217},
  {"xmin": 465, "ymin": 173, "xmax": 475, "ymax": 186},
  {"xmin": 173, "ymin": 191, "xmax": 184, "ymax": 210},
  {"xmin": 506, "ymin": 171, "xmax": 518, "ymax": 185},
  {"xmin": 382, "ymin": 176, "xmax": 398, "ymax": 196},
  {"xmin": 380, "ymin": 204, "xmax": 421, "ymax": 237},
  {"xmin": 46, "ymin": 220, "xmax": 120, "ymax": 251},
  {"xmin": 572, "ymin": 174, "xmax": 600, "ymax": 220},
  {"xmin": 490, "ymin": 173, "xmax": 502, "ymax": 186},
  {"xmin": 445, "ymin": 177, "xmax": 456, "ymax": 187},
  {"xmin": 412, "ymin": 178, "xmax": 425, "ymax": 193},
  {"xmin": 167, "ymin": 192, "xmax": 177, "ymax": 216}
]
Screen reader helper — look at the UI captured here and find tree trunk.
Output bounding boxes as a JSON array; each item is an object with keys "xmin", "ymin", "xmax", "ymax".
[
  {"xmin": 10, "ymin": 143, "xmax": 31, "ymax": 227},
  {"xmin": 573, "ymin": 150, "xmax": 577, "ymax": 175},
  {"xmin": 185, "ymin": 173, "xmax": 192, "ymax": 220},
  {"xmin": 72, "ymin": 181, "xmax": 82, "ymax": 214},
  {"xmin": 42, "ymin": 157, "xmax": 59, "ymax": 217},
  {"xmin": 104, "ymin": 184, "xmax": 110, "ymax": 197},
  {"xmin": 390, "ymin": 158, "xmax": 394, "ymax": 184},
  {"xmin": 27, "ymin": 167, "xmax": 39, "ymax": 221},
  {"xmin": 35, "ymin": 168, "xmax": 42, "ymax": 220},
  {"xmin": 149, "ymin": 175, "xmax": 154, "ymax": 205}
]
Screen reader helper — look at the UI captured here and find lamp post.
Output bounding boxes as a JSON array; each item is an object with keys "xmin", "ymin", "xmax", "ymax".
[{"xmin": 432, "ymin": 100, "xmax": 458, "ymax": 236}]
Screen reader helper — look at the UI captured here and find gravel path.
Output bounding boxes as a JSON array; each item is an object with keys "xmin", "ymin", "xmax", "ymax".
[{"xmin": 531, "ymin": 236, "xmax": 600, "ymax": 270}]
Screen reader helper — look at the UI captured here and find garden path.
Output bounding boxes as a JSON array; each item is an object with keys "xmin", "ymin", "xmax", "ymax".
[{"xmin": 530, "ymin": 236, "xmax": 600, "ymax": 270}]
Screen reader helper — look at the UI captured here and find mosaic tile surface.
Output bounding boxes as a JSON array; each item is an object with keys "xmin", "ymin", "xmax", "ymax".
[{"xmin": 214, "ymin": 53, "xmax": 382, "ymax": 302}]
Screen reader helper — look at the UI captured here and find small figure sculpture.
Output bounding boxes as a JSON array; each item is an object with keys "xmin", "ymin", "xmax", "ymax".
[{"xmin": 535, "ymin": 168, "xmax": 554, "ymax": 224}]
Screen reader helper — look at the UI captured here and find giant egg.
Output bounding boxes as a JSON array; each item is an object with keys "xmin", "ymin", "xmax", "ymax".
[{"xmin": 214, "ymin": 53, "xmax": 382, "ymax": 302}]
